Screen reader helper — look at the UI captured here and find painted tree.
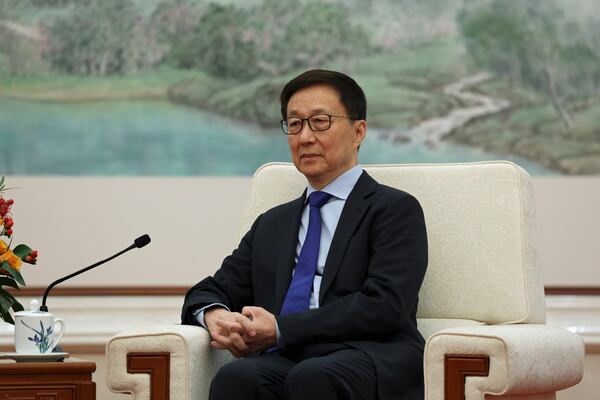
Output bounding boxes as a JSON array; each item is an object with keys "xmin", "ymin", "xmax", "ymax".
[
  {"xmin": 44, "ymin": 0, "xmax": 156, "ymax": 75},
  {"xmin": 346, "ymin": 0, "xmax": 463, "ymax": 48},
  {"xmin": 168, "ymin": 3, "xmax": 260, "ymax": 79},
  {"xmin": 150, "ymin": 0, "xmax": 202, "ymax": 66},
  {"xmin": 0, "ymin": 0, "xmax": 45, "ymax": 74},
  {"xmin": 167, "ymin": 0, "xmax": 371, "ymax": 80},
  {"xmin": 276, "ymin": 1, "xmax": 370, "ymax": 72},
  {"xmin": 458, "ymin": 0, "xmax": 600, "ymax": 129}
]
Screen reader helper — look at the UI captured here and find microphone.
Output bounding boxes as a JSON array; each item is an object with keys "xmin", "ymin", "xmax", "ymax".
[{"xmin": 39, "ymin": 234, "xmax": 151, "ymax": 312}]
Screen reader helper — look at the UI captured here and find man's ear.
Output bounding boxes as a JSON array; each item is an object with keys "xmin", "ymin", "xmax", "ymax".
[{"xmin": 354, "ymin": 120, "xmax": 366, "ymax": 148}]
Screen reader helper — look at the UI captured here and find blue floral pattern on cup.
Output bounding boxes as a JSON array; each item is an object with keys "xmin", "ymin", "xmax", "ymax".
[{"xmin": 21, "ymin": 320, "xmax": 54, "ymax": 353}]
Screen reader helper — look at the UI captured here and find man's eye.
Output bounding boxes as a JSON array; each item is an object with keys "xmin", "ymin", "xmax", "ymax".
[
  {"xmin": 289, "ymin": 120, "xmax": 302, "ymax": 128},
  {"xmin": 311, "ymin": 117, "xmax": 330, "ymax": 128}
]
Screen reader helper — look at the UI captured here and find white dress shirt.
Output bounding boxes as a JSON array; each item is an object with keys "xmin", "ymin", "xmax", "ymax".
[{"xmin": 299, "ymin": 164, "xmax": 363, "ymax": 309}]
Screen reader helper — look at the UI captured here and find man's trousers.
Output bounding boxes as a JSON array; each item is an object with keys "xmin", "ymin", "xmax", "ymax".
[{"xmin": 209, "ymin": 348, "xmax": 378, "ymax": 400}]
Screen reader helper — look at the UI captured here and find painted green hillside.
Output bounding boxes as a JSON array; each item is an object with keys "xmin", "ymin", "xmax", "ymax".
[{"xmin": 1, "ymin": 0, "xmax": 599, "ymax": 174}]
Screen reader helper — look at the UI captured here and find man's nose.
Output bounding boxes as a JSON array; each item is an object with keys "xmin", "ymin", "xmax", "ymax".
[{"xmin": 298, "ymin": 121, "xmax": 316, "ymax": 143}]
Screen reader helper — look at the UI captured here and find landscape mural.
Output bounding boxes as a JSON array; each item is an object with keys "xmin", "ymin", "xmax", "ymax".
[{"xmin": 1, "ymin": 0, "xmax": 599, "ymax": 175}]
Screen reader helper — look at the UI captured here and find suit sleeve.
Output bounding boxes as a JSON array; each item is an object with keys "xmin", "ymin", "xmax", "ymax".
[
  {"xmin": 276, "ymin": 193, "xmax": 428, "ymax": 347},
  {"xmin": 181, "ymin": 215, "xmax": 262, "ymax": 325}
]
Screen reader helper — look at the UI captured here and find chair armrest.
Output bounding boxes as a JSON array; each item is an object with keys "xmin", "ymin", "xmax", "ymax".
[
  {"xmin": 424, "ymin": 324, "xmax": 584, "ymax": 400},
  {"xmin": 106, "ymin": 324, "xmax": 234, "ymax": 400}
]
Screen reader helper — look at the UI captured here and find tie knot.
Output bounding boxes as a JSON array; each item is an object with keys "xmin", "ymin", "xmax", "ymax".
[{"xmin": 308, "ymin": 191, "xmax": 332, "ymax": 209}]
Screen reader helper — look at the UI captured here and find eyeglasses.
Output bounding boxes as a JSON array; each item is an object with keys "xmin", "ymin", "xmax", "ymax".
[{"xmin": 280, "ymin": 114, "xmax": 357, "ymax": 135}]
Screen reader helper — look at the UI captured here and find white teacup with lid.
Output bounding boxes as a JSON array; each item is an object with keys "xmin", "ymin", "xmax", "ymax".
[{"xmin": 14, "ymin": 299, "xmax": 65, "ymax": 354}]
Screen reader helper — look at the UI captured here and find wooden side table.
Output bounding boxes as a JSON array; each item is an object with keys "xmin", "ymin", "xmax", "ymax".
[{"xmin": 0, "ymin": 358, "xmax": 96, "ymax": 399}]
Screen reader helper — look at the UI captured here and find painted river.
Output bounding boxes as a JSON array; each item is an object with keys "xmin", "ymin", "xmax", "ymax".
[{"xmin": 0, "ymin": 98, "xmax": 554, "ymax": 175}]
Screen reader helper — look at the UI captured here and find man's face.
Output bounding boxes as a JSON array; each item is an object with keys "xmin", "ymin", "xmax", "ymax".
[{"xmin": 286, "ymin": 84, "xmax": 366, "ymax": 189}]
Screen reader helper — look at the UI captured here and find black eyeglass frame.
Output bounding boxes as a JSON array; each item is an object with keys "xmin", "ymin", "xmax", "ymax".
[{"xmin": 280, "ymin": 114, "xmax": 358, "ymax": 135}]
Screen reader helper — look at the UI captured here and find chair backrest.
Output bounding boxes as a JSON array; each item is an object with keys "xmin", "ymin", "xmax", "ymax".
[{"xmin": 235, "ymin": 161, "xmax": 546, "ymax": 327}]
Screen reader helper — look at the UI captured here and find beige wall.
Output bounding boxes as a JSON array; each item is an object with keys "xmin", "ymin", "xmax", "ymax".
[
  {"xmin": 4, "ymin": 174, "xmax": 599, "ymax": 288},
  {"xmin": 534, "ymin": 177, "xmax": 600, "ymax": 286},
  {"xmin": 7, "ymin": 176, "xmax": 251, "ymax": 287}
]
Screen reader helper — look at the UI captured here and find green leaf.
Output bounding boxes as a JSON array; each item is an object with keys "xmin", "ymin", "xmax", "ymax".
[
  {"xmin": 0, "ymin": 288, "xmax": 15, "ymax": 302},
  {"xmin": 11, "ymin": 300, "xmax": 24, "ymax": 313},
  {"xmin": 0, "ymin": 291, "xmax": 13, "ymax": 311},
  {"xmin": 0, "ymin": 307, "xmax": 14, "ymax": 325},
  {"xmin": 0, "ymin": 176, "xmax": 4, "ymax": 189},
  {"xmin": 1, "ymin": 262, "xmax": 25, "ymax": 286},
  {"xmin": 13, "ymin": 244, "xmax": 32, "ymax": 258},
  {"xmin": 0, "ymin": 276, "xmax": 19, "ymax": 289},
  {"xmin": 0, "ymin": 289, "xmax": 21, "ymax": 324}
]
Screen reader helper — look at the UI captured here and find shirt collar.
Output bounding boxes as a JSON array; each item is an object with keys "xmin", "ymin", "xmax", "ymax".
[{"xmin": 306, "ymin": 165, "xmax": 363, "ymax": 202}]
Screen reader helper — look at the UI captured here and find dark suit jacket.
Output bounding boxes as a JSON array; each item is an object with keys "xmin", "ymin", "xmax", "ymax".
[{"xmin": 182, "ymin": 171, "xmax": 428, "ymax": 400}]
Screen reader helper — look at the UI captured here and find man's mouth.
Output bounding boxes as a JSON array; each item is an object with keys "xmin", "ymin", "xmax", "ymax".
[{"xmin": 300, "ymin": 154, "xmax": 320, "ymax": 160}]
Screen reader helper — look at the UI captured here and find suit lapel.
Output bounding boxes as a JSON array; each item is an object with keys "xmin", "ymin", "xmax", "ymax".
[
  {"xmin": 319, "ymin": 172, "xmax": 377, "ymax": 305},
  {"xmin": 274, "ymin": 192, "xmax": 306, "ymax": 313}
]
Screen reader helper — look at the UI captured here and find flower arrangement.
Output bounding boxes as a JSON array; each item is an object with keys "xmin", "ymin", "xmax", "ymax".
[{"xmin": 0, "ymin": 176, "xmax": 38, "ymax": 325}]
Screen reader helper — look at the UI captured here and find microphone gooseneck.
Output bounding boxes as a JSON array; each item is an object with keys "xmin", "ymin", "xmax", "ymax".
[{"xmin": 39, "ymin": 234, "xmax": 151, "ymax": 312}]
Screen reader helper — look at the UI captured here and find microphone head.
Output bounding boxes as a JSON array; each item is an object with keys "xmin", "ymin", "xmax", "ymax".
[{"xmin": 134, "ymin": 234, "xmax": 151, "ymax": 248}]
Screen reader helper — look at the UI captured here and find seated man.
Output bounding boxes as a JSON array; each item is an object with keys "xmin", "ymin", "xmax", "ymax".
[{"xmin": 182, "ymin": 69, "xmax": 428, "ymax": 400}]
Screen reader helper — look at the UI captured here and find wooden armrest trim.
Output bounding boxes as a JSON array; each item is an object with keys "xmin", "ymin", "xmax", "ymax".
[
  {"xmin": 444, "ymin": 354, "xmax": 490, "ymax": 400},
  {"xmin": 127, "ymin": 352, "xmax": 170, "ymax": 400}
]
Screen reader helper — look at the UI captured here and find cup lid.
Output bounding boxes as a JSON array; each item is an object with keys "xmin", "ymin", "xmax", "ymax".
[{"xmin": 14, "ymin": 299, "xmax": 52, "ymax": 317}]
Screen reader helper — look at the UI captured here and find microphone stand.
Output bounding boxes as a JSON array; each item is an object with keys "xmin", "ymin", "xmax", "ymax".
[{"xmin": 40, "ymin": 234, "xmax": 150, "ymax": 312}]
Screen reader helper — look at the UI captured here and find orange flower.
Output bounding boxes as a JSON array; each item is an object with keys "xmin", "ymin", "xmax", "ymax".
[
  {"xmin": 0, "ymin": 250, "xmax": 21, "ymax": 271},
  {"xmin": 0, "ymin": 240, "xmax": 7, "ymax": 254}
]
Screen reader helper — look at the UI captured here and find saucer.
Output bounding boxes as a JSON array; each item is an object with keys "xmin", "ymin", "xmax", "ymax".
[{"xmin": 0, "ymin": 352, "xmax": 69, "ymax": 362}]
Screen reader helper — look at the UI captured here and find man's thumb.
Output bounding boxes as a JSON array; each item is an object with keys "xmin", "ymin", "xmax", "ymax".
[{"xmin": 242, "ymin": 306, "xmax": 254, "ymax": 319}]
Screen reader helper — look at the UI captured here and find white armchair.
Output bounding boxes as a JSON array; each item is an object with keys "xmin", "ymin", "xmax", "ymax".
[{"xmin": 106, "ymin": 161, "xmax": 584, "ymax": 400}]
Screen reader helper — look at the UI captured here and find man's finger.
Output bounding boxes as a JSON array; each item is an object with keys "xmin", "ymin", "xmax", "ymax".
[
  {"xmin": 211, "ymin": 335, "xmax": 242, "ymax": 358},
  {"xmin": 241, "ymin": 306, "xmax": 253, "ymax": 316},
  {"xmin": 215, "ymin": 319, "xmax": 245, "ymax": 334},
  {"xmin": 234, "ymin": 312, "xmax": 256, "ymax": 336},
  {"xmin": 211, "ymin": 330, "xmax": 233, "ymax": 347},
  {"xmin": 229, "ymin": 332, "xmax": 249, "ymax": 353},
  {"xmin": 228, "ymin": 348, "xmax": 242, "ymax": 358},
  {"xmin": 211, "ymin": 340, "xmax": 227, "ymax": 349},
  {"xmin": 241, "ymin": 306, "xmax": 257, "ymax": 320}
]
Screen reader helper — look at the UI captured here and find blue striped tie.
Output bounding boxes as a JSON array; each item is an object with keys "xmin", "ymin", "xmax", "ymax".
[{"xmin": 280, "ymin": 191, "xmax": 332, "ymax": 315}]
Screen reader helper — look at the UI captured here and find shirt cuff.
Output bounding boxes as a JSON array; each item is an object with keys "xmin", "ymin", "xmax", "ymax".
[
  {"xmin": 193, "ymin": 303, "xmax": 229, "ymax": 328},
  {"xmin": 275, "ymin": 319, "xmax": 284, "ymax": 348}
]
